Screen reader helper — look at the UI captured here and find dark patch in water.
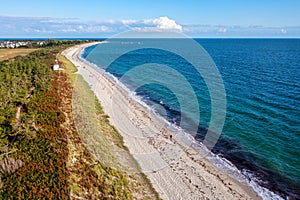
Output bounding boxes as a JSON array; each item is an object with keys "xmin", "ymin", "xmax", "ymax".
[{"xmin": 195, "ymin": 129, "xmax": 300, "ymax": 199}]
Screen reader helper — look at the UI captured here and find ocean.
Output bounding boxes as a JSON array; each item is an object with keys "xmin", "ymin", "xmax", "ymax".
[{"xmin": 82, "ymin": 38, "xmax": 300, "ymax": 199}]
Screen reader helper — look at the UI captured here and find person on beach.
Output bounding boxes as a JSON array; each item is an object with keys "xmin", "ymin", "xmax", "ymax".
[{"xmin": 161, "ymin": 128, "xmax": 167, "ymax": 137}]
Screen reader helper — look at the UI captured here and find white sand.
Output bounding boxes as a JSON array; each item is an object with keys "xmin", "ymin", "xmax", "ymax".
[{"xmin": 63, "ymin": 43, "xmax": 261, "ymax": 200}]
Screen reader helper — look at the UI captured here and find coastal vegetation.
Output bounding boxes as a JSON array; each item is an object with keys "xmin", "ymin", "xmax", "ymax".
[
  {"xmin": 0, "ymin": 41, "xmax": 158, "ymax": 199},
  {"xmin": 0, "ymin": 45, "xmax": 69, "ymax": 198}
]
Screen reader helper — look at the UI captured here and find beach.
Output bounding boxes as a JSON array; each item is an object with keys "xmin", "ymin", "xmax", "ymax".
[{"xmin": 63, "ymin": 43, "xmax": 261, "ymax": 200}]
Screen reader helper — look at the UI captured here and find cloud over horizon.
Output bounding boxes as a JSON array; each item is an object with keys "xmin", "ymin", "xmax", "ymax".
[
  {"xmin": 0, "ymin": 15, "xmax": 299, "ymax": 38},
  {"xmin": 151, "ymin": 16, "xmax": 183, "ymax": 32}
]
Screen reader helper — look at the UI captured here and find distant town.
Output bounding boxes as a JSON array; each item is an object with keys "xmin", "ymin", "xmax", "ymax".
[
  {"xmin": 0, "ymin": 40, "xmax": 46, "ymax": 48},
  {"xmin": 0, "ymin": 39, "xmax": 96, "ymax": 49}
]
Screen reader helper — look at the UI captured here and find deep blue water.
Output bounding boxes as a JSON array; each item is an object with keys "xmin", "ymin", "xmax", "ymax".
[{"xmin": 83, "ymin": 39, "xmax": 300, "ymax": 199}]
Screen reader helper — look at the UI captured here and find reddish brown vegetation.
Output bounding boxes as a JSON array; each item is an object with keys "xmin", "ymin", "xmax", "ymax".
[{"xmin": 0, "ymin": 71, "xmax": 70, "ymax": 199}]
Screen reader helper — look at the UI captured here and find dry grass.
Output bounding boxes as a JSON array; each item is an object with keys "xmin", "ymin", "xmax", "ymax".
[{"xmin": 0, "ymin": 49, "xmax": 38, "ymax": 61}]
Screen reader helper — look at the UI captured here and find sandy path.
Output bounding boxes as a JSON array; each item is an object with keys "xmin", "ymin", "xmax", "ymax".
[{"xmin": 63, "ymin": 43, "xmax": 260, "ymax": 200}]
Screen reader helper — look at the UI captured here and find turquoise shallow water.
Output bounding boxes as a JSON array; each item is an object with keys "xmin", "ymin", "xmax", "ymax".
[{"xmin": 83, "ymin": 39, "xmax": 300, "ymax": 198}]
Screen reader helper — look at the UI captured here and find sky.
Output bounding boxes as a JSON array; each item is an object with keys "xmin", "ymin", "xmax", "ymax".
[{"xmin": 1, "ymin": 0, "xmax": 300, "ymax": 38}]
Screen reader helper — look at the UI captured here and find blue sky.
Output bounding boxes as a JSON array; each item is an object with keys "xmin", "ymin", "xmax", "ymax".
[{"xmin": 1, "ymin": 0, "xmax": 300, "ymax": 37}]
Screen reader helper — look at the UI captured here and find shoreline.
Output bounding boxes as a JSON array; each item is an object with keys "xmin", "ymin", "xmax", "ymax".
[{"xmin": 63, "ymin": 43, "xmax": 262, "ymax": 200}]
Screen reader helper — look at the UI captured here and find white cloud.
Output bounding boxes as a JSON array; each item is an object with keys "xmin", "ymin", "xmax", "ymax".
[
  {"xmin": 113, "ymin": 16, "xmax": 183, "ymax": 32},
  {"xmin": 61, "ymin": 28, "xmax": 78, "ymax": 33},
  {"xmin": 152, "ymin": 16, "xmax": 183, "ymax": 32},
  {"xmin": 121, "ymin": 19, "xmax": 138, "ymax": 25},
  {"xmin": 85, "ymin": 25, "xmax": 110, "ymax": 33},
  {"xmin": 280, "ymin": 28, "xmax": 287, "ymax": 34},
  {"xmin": 218, "ymin": 28, "xmax": 227, "ymax": 33},
  {"xmin": 78, "ymin": 25, "xmax": 84, "ymax": 30}
]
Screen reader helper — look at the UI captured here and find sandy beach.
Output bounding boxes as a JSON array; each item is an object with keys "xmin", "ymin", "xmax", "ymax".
[{"xmin": 62, "ymin": 43, "xmax": 261, "ymax": 200}]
